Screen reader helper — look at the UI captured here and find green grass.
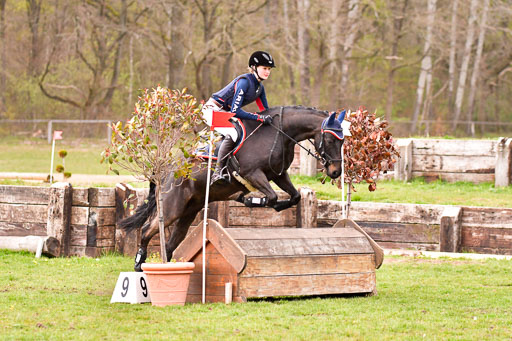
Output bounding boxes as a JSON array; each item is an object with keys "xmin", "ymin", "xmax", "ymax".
[
  {"xmin": 0, "ymin": 137, "xmax": 111, "ymax": 175},
  {"xmin": 1, "ymin": 250, "xmax": 511, "ymax": 340},
  {"xmin": 291, "ymin": 175, "xmax": 512, "ymax": 207},
  {"xmin": 1, "ymin": 137, "xmax": 512, "ymax": 207}
]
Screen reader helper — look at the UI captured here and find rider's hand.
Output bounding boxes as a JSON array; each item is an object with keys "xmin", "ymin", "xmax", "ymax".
[{"xmin": 257, "ymin": 114, "xmax": 273, "ymax": 125}]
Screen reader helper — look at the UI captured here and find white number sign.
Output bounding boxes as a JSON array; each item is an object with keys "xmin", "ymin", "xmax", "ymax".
[{"xmin": 110, "ymin": 272, "xmax": 151, "ymax": 304}]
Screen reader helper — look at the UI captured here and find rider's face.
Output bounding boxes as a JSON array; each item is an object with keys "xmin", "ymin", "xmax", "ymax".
[{"xmin": 256, "ymin": 66, "xmax": 272, "ymax": 80}]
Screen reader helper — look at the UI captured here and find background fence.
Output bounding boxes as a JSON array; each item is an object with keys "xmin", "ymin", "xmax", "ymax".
[
  {"xmin": 2, "ymin": 119, "xmax": 512, "ymax": 144},
  {"xmin": 0, "ymin": 119, "xmax": 113, "ymax": 143}
]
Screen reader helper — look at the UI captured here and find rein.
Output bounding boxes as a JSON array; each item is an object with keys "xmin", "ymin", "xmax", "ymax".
[
  {"xmin": 267, "ymin": 108, "xmax": 338, "ymax": 169},
  {"xmin": 269, "ymin": 107, "xmax": 285, "ymax": 175}
]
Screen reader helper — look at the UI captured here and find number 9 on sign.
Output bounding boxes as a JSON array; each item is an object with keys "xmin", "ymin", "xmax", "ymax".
[
  {"xmin": 140, "ymin": 277, "xmax": 147, "ymax": 297},
  {"xmin": 110, "ymin": 272, "xmax": 151, "ymax": 304}
]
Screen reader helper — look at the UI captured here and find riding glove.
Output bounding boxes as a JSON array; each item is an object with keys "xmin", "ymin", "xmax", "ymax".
[{"xmin": 257, "ymin": 114, "xmax": 273, "ymax": 125}]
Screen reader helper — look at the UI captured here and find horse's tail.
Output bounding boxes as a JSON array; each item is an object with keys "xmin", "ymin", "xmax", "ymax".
[{"xmin": 118, "ymin": 182, "xmax": 156, "ymax": 233}]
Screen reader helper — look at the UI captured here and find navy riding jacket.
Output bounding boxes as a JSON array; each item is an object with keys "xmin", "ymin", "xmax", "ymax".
[{"xmin": 212, "ymin": 73, "xmax": 269, "ymax": 120}]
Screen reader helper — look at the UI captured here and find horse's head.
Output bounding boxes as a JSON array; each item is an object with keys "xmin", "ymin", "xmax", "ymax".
[{"xmin": 315, "ymin": 111, "xmax": 346, "ymax": 179}]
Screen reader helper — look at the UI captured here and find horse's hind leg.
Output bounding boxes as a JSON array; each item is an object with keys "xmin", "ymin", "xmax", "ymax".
[
  {"xmin": 133, "ymin": 218, "xmax": 157, "ymax": 272},
  {"xmin": 166, "ymin": 206, "xmax": 201, "ymax": 261},
  {"xmin": 134, "ymin": 186, "xmax": 193, "ymax": 271}
]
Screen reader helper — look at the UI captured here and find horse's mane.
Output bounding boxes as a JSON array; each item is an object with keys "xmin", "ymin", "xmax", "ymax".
[{"xmin": 266, "ymin": 105, "xmax": 330, "ymax": 117}]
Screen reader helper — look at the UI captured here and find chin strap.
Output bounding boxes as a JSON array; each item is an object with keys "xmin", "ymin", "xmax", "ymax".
[{"xmin": 251, "ymin": 67, "xmax": 264, "ymax": 82}]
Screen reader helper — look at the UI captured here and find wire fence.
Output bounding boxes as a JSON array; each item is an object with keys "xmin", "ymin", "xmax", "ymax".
[
  {"xmin": 0, "ymin": 119, "xmax": 113, "ymax": 143},
  {"xmin": 1, "ymin": 119, "xmax": 511, "ymax": 143}
]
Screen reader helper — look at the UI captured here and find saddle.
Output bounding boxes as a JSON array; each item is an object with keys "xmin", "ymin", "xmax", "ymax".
[
  {"xmin": 194, "ymin": 119, "xmax": 246, "ymax": 160},
  {"xmin": 194, "ymin": 119, "xmax": 253, "ymax": 189}
]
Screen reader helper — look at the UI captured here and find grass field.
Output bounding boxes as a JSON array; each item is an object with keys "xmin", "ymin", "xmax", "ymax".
[
  {"xmin": 1, "ymin": 137, "xmax": 512, "ymax": 207},
  {"xmin": 1, "ymin": 250, "xmax": 511, "ymax": 340}
]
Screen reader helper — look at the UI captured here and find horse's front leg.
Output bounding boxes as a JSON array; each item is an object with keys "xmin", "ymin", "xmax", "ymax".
[
  {"xmin": 270, "ymin": 171, "xmax": 301, "ymax": 212},
  {"xmin": 243, "ymin": 169, "xmax": 279, "ymax": 207}
]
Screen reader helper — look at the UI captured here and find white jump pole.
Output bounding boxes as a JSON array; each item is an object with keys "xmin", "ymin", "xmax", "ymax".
[
  {"xmin": 341, "ymin": 142, "xmax": 346, "ymax": 219},
  {"xmin": 201, "ymin": 129, "xmax": 215, "ymax": 304},
  {"xmin": 49, "ymin": 136, "xmax": 56, "ymax": 184}
]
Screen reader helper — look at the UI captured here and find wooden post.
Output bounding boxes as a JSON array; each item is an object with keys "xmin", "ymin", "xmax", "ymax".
[
  {"xmin": 495, "ymin": 137, "xmax": 512, "ymax": 187},
  {"xmin": 439, "ymin": 206, "xmax": 462, "ymax": 252},
  {"xmin": 86, "ymin": 210, "xmax": 98, "ymax": 257},
  {"xmin": 207, "ymin": 201, "xmax": 230, "ymax": 228},
  {"xmin": 297, "ymin": 187, "xmax": 317, "ymax": 228},
  {"xmin": 46, "ymin": 182, "xmax": 73, "ymax": 256},
  {"xmin": 394, "ymin": 139, "xmax": 412, "ymax": 182},
  {"xmin": 299, "ymin": 140, "xmax": 317, "ymax": 176},
  {"xmin": 115, "ymin": 183, "xmax": 139, "ymax": 256}
]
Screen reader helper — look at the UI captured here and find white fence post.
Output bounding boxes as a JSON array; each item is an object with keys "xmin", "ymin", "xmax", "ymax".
[
  {"xmin": 47, "ymin": 120, "xmax": 53, "ymax": 143},
  {"xmin": 299, "ymin": 140, "xmax": 317, "ymax": 177},
  {"xmin": 495, "ymin": 137, "xmax": 512, "ymax": 187},
  {"xmin": 394, "ymin": 139, "xmax": 413, "ymax": 182}
]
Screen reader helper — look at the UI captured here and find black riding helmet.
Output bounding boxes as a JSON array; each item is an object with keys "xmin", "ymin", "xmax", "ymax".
[{"xmin": 248, "ymin": 51, "xmax": 276, "ymax": 68}]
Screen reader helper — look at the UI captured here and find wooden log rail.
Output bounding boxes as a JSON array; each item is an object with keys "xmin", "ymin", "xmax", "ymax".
[
  {"xmin": 394, "ymin": 138, "xmax": 512, "ymax": 187},
  {"xmin": 1, "ymin": 184, "xmax": 512, "ymax": 257}
]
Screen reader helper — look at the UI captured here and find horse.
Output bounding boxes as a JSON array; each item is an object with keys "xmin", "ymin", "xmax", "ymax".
[{"xmin": 120, "ymin": 106, "xmax": 346, "ymax": 271}]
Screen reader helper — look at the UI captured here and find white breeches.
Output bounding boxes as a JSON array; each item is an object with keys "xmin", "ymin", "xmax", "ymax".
[{"xmin": 201, "ymin": 98, "xmax": 239, "ymax": 141}]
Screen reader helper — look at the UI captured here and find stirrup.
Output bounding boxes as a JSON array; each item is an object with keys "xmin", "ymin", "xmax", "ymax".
[
  {"xmin": 210, "ymin": 173, "xmax": 229, "ymax": 186},
  {"xmin": 210, "ymin": 166, "xmax": 230, "ymax": 185}
]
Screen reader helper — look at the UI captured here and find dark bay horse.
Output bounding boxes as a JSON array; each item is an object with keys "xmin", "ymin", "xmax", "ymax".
[{"xmin": 120, "ymin": 106, "xmax": 346, "ymax": 271}]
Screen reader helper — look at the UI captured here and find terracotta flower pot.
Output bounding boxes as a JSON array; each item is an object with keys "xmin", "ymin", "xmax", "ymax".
[{"xmin": 141, "ymin": 262, "xmax": 195, "ymax": 307}]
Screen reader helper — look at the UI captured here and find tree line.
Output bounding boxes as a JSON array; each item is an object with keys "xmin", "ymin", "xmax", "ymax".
[{"xmin": 0, "ymin": 0, "xmax": 511, "ymax": 136}]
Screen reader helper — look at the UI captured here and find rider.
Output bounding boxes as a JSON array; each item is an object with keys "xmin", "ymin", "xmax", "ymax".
[{"xmin": 203, "ymin": 50, "xmax": 276, "ymax": 185}]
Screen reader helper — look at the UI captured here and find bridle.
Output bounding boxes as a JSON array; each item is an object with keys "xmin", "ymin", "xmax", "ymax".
[
  {"xmin": 267, "ymin": 109, "xmax": 344, "ymax": 175},
  {"xmin": 318, "ymin": 118, "xmax": 344, "ymax": 166}
]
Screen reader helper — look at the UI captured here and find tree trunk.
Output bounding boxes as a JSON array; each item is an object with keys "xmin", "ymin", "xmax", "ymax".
[
  {"xmin": 103, "ymin": 0, "xmax": 127, "ymax": 110},
  {"xmin": 447, "ymin": 0, "xmax": 458, "ymax": 111},
  {"xmin": 452, "ymin": 0, "xmax": 478, "ymax": 132},
  {"xmin": 0, "ymin": 0, "xmax": 6, "ymax": 113},
  {"xmin": 466, "ymin": 0, "xmax": 489, "ymax": 135},
  {"xmin": 327, "ymin": 0, "xmax": 340, "ymax": 109},
  {"xmin": 297, "ymin": 0, "xmax": 310, "ymax": 104},
  {"xmin": 128, "ymin": 34, "xmax": 134, "ymax": 106},
  {"xmin": 156, "ymin": 184, "xmax": 167, "ymax": 263},
  {"xmin": 167, "ymin": 1, "xmax": 184, "ymax": 89},
  {"xmin": 385, "ymin": 0, "xmax": 408, "ymax": 123},
  {"xmin": 26, "ymin": 0, "xmax": 42, "ymax": 77},
  {"xmin": 421, "ymin": 69, "xmax": 434, "ymax": 136},
  {"xmin": 411, "ymin": 0, "xmax": 436, "ymax": 134},
  {"xmin": 339, "ymin": 0, "xmax": 360, "ymax": 102},
  {"xmin": 221, "ymin": 52, "xmax": 233, "ymax": 88},
  {"xmin": 311, "ymin": 28, "xmax": 326, "ymax": 108},
  {"xmin": 200, "ymin": 0, "xmax": 212, "ymax": 99},
  {"xmin": 282, "ymin": 0, "xmax": 297, "ymax": 104}
]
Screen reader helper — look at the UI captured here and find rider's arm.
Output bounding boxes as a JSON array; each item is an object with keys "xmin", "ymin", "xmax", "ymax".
[
  {"xmin": 256, "ymin": 86, "xmax": 269, "ymax": 112},
  {"xmin": 230, "ymin": 78, "xmax": 262, "ymax": 121}
]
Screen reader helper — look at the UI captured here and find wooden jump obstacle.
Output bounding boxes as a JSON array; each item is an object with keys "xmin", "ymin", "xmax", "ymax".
[{"xmin": 173, "ymin": 219, "xmax": 383, "ymax": 303}]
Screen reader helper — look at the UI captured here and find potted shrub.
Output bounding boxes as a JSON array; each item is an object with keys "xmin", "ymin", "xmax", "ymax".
[
  {"xmin": 102, "ymin": 87, "xmax": 204, "ymax": 306},
  {"xmin": 142, "ymin": 254, "xmax": 194, "ymax": 307}
]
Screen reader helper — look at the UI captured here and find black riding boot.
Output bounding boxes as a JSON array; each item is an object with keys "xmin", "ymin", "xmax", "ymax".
[{"xmin": 211, "ymin": 136, "xmax": 236, "ymax": 185}]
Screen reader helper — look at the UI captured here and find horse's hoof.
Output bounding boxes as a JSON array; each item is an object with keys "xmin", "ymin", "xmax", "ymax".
[
  {"xmin": 134, "ymin": 248, "xmax": 146, "ymax": 272},
  {"xmin": 134, "ymin": 263, "xmax": 143, "ymax": 272}
]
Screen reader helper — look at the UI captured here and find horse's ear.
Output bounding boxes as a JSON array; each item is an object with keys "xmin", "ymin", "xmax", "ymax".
[
  {"xmin": 337, "ymin": 110, "xmax": 346, "ymax": 122},
  {"xmin": 326, "ymin": 112, "xmax": 337, "ymax": 126}
]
